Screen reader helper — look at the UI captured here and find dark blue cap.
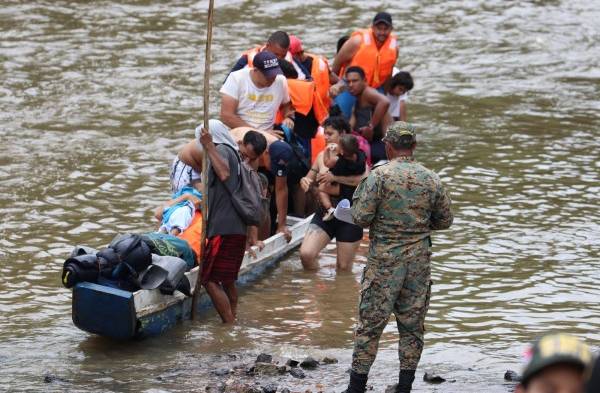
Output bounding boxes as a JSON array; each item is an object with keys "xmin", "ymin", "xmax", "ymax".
[{"xmin": 253, "ymin": 50, "xmax": 283, "ymax": 79}]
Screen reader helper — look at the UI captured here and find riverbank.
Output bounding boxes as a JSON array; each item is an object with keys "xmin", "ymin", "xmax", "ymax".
[{"xmin": 39, "ymin": 347, "xmax": 521, "ymax": 393}]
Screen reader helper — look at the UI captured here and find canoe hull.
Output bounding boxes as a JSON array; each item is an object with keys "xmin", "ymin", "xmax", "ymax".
[
  {"xmin": 71, "ymin": 215, "xmax": 311, "ymax": 340},
  {"xmin": 72, "ymin": 283, "xmax": 137, "ymax": 340}
]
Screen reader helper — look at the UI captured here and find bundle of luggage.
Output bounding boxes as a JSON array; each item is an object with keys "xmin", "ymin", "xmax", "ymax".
[{"xmin": 61, "ymin": 232, "xmax": 197, "ymax": 296}]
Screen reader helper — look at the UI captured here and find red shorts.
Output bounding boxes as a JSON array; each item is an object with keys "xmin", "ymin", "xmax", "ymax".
[{"xmin": 201, "ymin": 234, "xmax": 246, "ymax": 284}]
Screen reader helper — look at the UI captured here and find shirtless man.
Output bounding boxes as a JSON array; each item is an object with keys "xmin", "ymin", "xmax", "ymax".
[{"xmin": 346, "ymin": 66, "xmax": 391, "ymax": 165}]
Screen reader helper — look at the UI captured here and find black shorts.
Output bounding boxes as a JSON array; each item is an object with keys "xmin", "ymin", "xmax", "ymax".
[{"xmin": 311, "ymin": 209, "xmax": 363, "ymax": 243}]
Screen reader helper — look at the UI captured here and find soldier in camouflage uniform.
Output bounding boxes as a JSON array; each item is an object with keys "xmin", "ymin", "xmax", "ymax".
[{"xmin": 344, "ymin": 121, "xmax": 453, "ymax": 393}]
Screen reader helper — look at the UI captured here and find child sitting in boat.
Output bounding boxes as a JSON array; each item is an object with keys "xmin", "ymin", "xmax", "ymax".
[
  {"xmin": 386, "ymin": 70, "xmax": 414, "ymax": 122},
  {"xmin": 155, "ymin": 185, "xmax": 202, "ymax": 236},
  {"xmin": 318, "ymin": 134, "xmax": 366, "ymax": 220}
]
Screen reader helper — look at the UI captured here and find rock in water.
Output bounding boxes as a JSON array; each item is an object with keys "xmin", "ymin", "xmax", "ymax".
[
  {"xmin": 256, "ymin": 353, "xmax": 273, "ymax": 364},
  {"xmin": 206, "ymin": 383, "xmax": 226, "ymax": 393},
  {"xmin": 286, "ymin": 358, "xmax": 299, "ymax": 368},
  {"xmin": 43, "ymin": 373, "xmax": 69, "ymax": 384},
  {"xmin": 423, "ymin": 372, "xmax": 446, "ymax": 384},
  {"xmin": 213, "ymin": 368, "xmax": 230, "ymax": 376},
  {"xmin": 277, "ymin": 365, "xmax": 288, "ymax": 374},
  {"xmin": 253, "ymin": 362, "xmax": 280, "ymax": 376},
  {"xmin": 243, "ymin": 385, "xmax": 262, "ymax": 393},
  {"xmin": 300, "ymin": 356, "xmax": 319, "ymax": 370},
  {"xmin": 290, "ymin": 368, "xmax": 306, "ymax": 379},
  {"xmin": 504, "ymin": 370, "xmax": 522, "ymax": 382},
  {"xmin": 262, "ymin": 383, "xmax": 278, "ymax": 393},
  {"xmin": 320, "ymin": 356, "xmax": 338, "ymax": 364}
]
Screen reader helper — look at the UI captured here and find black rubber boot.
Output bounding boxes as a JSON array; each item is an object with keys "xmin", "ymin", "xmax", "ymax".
[
  {"xmin": 344, "ymin": 370, "xmax": 368, "ymax": 393},
  {"xmin": 395, "ymin": 369, "xmax": 416, "ymax": 393}
]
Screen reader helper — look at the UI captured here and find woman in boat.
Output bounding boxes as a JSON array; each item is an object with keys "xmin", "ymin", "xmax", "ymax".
[{"xmin": 299, "ymin": 116, "xmax": 367, "ymax": 271}]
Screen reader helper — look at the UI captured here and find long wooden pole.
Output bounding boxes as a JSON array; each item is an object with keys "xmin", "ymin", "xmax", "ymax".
[{"xmin": 192, "ymin": 0, "xmax": 215, "ymax": 320}]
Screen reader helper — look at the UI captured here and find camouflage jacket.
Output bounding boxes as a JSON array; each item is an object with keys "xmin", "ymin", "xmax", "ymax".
[{"xmin": 351, "ymin": 157, "xmax": 453, "ymax": 255}]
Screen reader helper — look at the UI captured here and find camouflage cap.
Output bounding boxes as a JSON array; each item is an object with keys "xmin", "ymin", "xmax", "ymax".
[
  {"xmin": 521, "ymin": 334, "xmax": 592, "ymax": 386},
  {"xmin": 382, "ymin": 121, "xmax": 416, "ymax": 144}
]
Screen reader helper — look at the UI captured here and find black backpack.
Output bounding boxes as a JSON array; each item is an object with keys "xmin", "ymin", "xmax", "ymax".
[
  {"xmin": 280, "ymin": 126, "xmax": 310, "ymax": 184},
  {"xmin": 61, "ymin": 235, "xmax": 152, "ymax": 289},
  {"xmin": 107, "ymin": 234, "xmax": 152, "ymax": 281},
  {"xmin": 218, "ymin": 144, "xmax": 263, "ymax": 226}
]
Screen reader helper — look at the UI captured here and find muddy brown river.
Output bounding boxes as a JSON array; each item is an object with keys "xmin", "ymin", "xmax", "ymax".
[{"xmin": 1, "ymin": 1, "xmax": 599, "ymax": 392}]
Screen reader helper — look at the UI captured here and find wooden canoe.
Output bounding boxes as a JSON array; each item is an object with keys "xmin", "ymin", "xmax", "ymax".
[{"xmin": 71, "ymin": 215, "xmax": 312, "ymax": 340}]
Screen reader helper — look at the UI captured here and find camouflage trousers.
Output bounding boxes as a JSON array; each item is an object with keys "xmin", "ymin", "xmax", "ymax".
[{"xmin": 351, "ymin": 238, "xmax": 432, "ymax": 374}]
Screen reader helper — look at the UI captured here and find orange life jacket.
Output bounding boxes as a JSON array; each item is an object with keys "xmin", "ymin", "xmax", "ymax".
[
  {"xmin": 178, "ymin": 211, "xmax": 203, "ymax": 264},
  {"xmin": 310, "ymin": 126, "xmax": 326, "ymax": 165},
  {"xmin": 341, "ymin": 28, "xmax": 398, "ymax": 88},
  {"xmin": 306, "ymin": 53, "xmax": 331, "ymax": 124},
  {"xmin": 275, "ymin": 79, "xmax": 317, "ymax": 124},
  {"xmin": 275, "ymin": 77, "xmax": 330, "ymax": 126},
  {"xmin": 244, "ymin": 46, "xmax": 294, "ymax": 68}
]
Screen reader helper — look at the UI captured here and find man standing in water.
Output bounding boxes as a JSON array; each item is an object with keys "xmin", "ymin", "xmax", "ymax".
[
  {"xmin": 198, "ymin": 126, "xmax": 263, "ymax": 323},
  {"xmin": 345, "ymin": 122, "xmax": 453, "ymax": 393}
]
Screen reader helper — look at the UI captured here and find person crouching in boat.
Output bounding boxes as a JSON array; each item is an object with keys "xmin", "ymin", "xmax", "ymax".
[
  {"xmin": 275, "ymin": 58, "xmax": 325, "ymax": 218},
  {"xmin": 196, "ymin": 125, "xmax": 263, "ymax": 323},
  {"xmin": 299, "ymin": 116, "xmax": 367, "ymax": 271}
]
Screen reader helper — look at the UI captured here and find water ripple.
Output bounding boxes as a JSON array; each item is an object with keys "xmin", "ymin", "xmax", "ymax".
[{"xmin": 1, "ymin": 0, "xmax": 600, "ymax": 392}]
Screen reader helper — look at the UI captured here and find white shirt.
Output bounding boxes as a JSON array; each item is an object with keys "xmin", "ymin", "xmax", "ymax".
[
  {"xmin": 387, "ymin": 92, "xmax": 409, "ymax": 119},
  {"xmin": 220, "ymin": 68, "xmax": 290, "ymax": 131}
]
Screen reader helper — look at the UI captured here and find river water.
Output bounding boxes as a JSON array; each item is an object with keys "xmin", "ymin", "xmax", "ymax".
[{"xmin": 1, "ymin": 0, "xmax": 599, "ymax": 392}]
